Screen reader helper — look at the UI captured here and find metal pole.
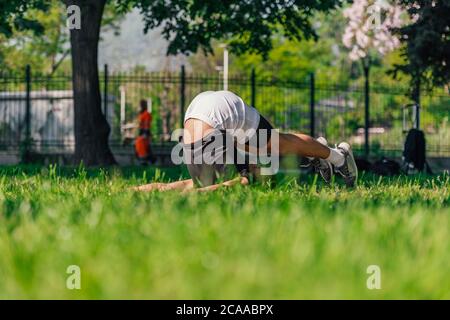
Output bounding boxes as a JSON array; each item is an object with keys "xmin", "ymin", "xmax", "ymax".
[
  {"xmin": 415, "ymin": 104, "xmax": 420, "ymax": 130},
  {"xmin": 104, "ymin": 64, "xmax": 108, "ymax": 119},
  {"xmin": 251, "ymin": 68, "xmax": 256, "ymax": 108},
  {"xmin": 25, "ymin": 65, "xmax": 31, "ymax": 160},
  {"xmin": 310, "ymin": 73, "xmax": 315, "ymax": 137},
  {"xmin": 415, "ymin": 80, "xmax": 421, "ymax": 129},
  {"xmin": 223, "ymin": 47, "xmax": 228, "ymax": 91},
  {"xmin": 120, "ymin": 85, "xmax": 126, "ymax": 136},
  {"xmin": 180, "ymin": 65, "xmax": 186, "ymax": 128},
  {"xmin": 364, "ymin": 66, "xmax": 370, "ymax": 158}
]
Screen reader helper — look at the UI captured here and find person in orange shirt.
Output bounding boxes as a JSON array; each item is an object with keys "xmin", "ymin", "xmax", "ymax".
[
  {"xmin": 135, "ymin": 99, "xmax": 156, "ymax": 164},
  {"xmin": 138, "ymin": 99, "xmax": 152, "ymax": 136}
]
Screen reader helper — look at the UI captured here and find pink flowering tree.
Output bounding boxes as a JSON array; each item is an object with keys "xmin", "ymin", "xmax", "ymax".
[
  {"xmin": 342, "ymin": 0, "xmax": 404, "ymax": 156},
  {"xmin": 342, "ymin": 0, "xmax": 404, "ymax": 79}
]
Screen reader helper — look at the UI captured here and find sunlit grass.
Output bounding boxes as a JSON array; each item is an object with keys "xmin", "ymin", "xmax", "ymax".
[{"xmin": 0, "ymin": 165, "xmax": 448, "ymax": 299}]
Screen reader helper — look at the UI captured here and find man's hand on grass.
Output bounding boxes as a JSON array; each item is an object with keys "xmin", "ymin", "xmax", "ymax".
[{"xmin": 191, "ymin": 176, "xmax": 249, "ymax": 193}]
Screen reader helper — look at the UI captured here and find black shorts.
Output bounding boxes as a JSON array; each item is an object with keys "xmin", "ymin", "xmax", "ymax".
[
  {"xmin": 183, "ymin": 115, "xmax": 273, "ymax": 187},
  {"xmin": 246, "ymin": 115, "xmax": 273, "ymax": 148}
]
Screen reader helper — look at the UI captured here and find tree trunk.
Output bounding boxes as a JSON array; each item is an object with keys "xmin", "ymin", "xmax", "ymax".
[{"xmin": 66, "ymin": 0, "xmax": 116, "ymax": 166}]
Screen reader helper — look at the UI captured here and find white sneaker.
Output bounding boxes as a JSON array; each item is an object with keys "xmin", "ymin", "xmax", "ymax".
[
  {"xmin": 335, "ymin": 142, "xmax": 358, "ymax": 187},
  {"xmin": 310, "ymin": 137, "xmax": 333, "ymax": 184}
]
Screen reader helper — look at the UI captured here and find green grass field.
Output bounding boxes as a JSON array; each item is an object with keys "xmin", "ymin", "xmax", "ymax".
[{"xmin": 0, "ymin": 165, "xmax": 448, "ymax": 299}]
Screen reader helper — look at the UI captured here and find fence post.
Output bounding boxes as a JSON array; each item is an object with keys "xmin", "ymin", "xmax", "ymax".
[
  {"xmin": 414, "ymin": 80, "xmax": 421, "ymax": 129},
  {"xmin": 180, "ymin": 65, "xmax": 186, "ymax": 128},
  {"xmin": 24, "ymin": 64, "xmax": 31, "ymax": 161},
  {"xmin": 364, "ymin": 66, "xmax": 370, "ymax": 158},
  {"xmin": 103, "ymin": 64, "xmax": 108, "ymax": 119},
  {"xmin": 251, "ymin": 68, "xmax": 256, "ymax": 108},
  {"xmin": 309, "ymin": 73, "xmax": 315, "ymax": 137}
]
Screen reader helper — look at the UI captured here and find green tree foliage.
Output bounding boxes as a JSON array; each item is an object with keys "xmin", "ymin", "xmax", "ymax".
[
  {"xmin": 118, "ymin": 0, "xmax": 340, "ymax": 57},
  {"xmin": 0, "ymin": 3, "xmax": 69, "ymax": 74},
  {"xmin": 0, "ymin": 0, "xmax": 50, "ymax": 37},
  {"xmin": 0, "ymin": 2, "xmax": 124, "ymax": 74},
  {"xmin": 392, "ymin": 0, "xmax": 450, "ymax": 92},
  {"xmin": 0, "ymin": 0, "xmax": 50, "ymax": 72},
  {"xmin": 227, "ymin": 10, "xmax": 352, "ymax": 83},
  {"xmin": 189, "ymin": 10, "xmax": 407, "ymax": 88}
]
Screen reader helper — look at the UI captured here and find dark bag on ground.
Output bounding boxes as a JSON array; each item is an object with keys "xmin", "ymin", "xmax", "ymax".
[
  {"xmin": 355, "ymin": 158, "xmax": 372, "ymax": 172},
  {"xmin": 372, "ymin": 158, "xmax": 400, "ymax": 176},
  {"xmin": 403, "ymin": 129, "xmax": 426, "ymax": 171},
  {"xmin": 402, "ymin": 128, "xmax": 433, "ymax": 174}
]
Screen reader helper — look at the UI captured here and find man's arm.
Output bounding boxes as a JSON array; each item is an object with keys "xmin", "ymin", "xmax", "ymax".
[
  {"xmin": 132, "ymin": 179, "xmax": 194, "ymax": 192},
  {"xmin": 132, "ymin": 175, "xmax": 249, "ymax": 193},
  {"xmin": 194, "ymin": 176, "xmax": 249, "ymax": 193}
]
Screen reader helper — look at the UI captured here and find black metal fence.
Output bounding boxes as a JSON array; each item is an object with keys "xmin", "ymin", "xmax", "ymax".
[{"xmin": 0, "ymin": 65, "xmax": 449, "ymax": 159}]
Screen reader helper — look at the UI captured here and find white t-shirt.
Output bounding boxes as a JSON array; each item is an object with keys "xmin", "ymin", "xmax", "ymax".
[{"xmin": 184, "ymin": 91, "xmax": 260, "ymax": 143}]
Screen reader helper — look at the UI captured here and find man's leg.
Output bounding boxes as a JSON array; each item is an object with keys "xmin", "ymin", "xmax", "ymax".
[
  {"xmin": 244, "ymin": 115, "xmax": 335, "ymax": 164},
  {"xmin": 273, "ymin": 132, "xmax": 346, "ymax": 166},
  {"xmin": 307, "ymin": 137, "xmax": 333, "ymax": 183},
  {"xmin": 276, "ymin": 133, "xmax": 330, "ymax": 158},
  {"xmin": 271, "ymin": 132, "xmax": 357, "ymax": 186}
]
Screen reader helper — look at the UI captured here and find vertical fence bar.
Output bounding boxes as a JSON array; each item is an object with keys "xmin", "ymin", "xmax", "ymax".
[
  {"xmin": 364, "ymin": 67, "xmax": 370, "ymax": 158},
  {"xmin": 103, "ymin": 64, "xmax": 108, "ymax": 119},
  {"xmin": 120, "ymin": 85, "xmax": 126, "ymax": 138},
  {"xmin": 309, "ymin": 73, "xmax": 315, "ymax": 137},
  {"xmin": 223, "ymin": 47, "xmax": 228, "ymax": 91},
  {"xmin": 415, "ymin": 104, "xmax": 420, "ymax": 130},
  {"xmin": 180, "ymin": 65, "xmax": 186, "ymax": 128},
  {"xmin": 415, "ymin": 81, "xmax": 421, "ymax": 129},
  {"xmin": 24, "ymin": 65, "xmax": 31, "ymax": 161},
  {"xmin": 251, "ymin": 68, "xmax": 256, "ymax": 108}
]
